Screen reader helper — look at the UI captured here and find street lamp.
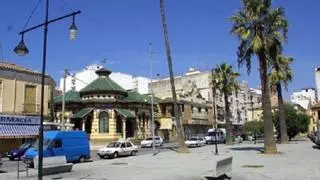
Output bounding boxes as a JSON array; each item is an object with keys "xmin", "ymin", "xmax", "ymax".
[
  {"xmin": 69, "ymin": 15, "xmax": 77, "ymax": 40},
  {"xmin": 14, "ymin": 1, "xmax": 80, "ymax": 179},
  {"xmin": 13, "ymin": 34, "xmax": 29, "ymax": 56}
]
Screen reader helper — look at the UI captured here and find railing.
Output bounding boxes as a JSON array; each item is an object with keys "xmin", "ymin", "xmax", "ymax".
[{"xmin": 23, "ymin": 103, "xmax": 40, "ymax": 114}]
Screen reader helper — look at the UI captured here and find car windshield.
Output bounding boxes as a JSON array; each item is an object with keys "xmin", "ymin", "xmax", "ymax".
[
  {"xmin": 32, "ymin": 139, "xmax": 52, "ymax": 148},
  {"xmin": 189, "ymin": 137, "xmax": 198, "ymax": 141},
  {"xmin": 107, "ymin": 142, "xmax": 121, "ymax": 148},
  {"xmin": 19, "ymin": 142, "xmax": 31, "ymax": 149},
  {"xmin": 145, "ymin": 138, "xmax": 153, "ymax": 140}
]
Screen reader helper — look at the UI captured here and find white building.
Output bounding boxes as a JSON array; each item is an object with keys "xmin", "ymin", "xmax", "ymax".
[
  {"xmin": 315, "ymin": 67, "xmax": 320, "ymax": 102},
  {"xmin": 150, "ymin": 68, "xmax": 254, "ymax": 128},
  {"xmin": 59, "ymin": 64, "xmax": 150, "ymax": 94},
  {"xmin": 291, "ymin": 88, "xmax": 316, "ymax": 110}
]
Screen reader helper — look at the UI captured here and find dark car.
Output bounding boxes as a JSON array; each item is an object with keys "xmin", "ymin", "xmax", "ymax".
[{"xmin": 7, "ymin": 142, "xmax": 33, "ymax": 161}]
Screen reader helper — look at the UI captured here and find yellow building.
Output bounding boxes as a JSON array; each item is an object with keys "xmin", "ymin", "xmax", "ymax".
[
  {"xmin": 247, "ymin": 107, "xmax": 263, "ymax": 122},
  {"xmin": 54, "ymin": 68, "xmax": 152, "ymax": 144},
  {"xmin": 311, "ymin": 102, "xmax": 320, "ymax": 132},
  {"xmin": 0, "ymin": 61, "xmax": 55, "ymax": 154}
]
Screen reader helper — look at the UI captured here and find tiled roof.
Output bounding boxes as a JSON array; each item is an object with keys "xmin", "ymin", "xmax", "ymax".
[
  {"xmin": 311, "ymin": 102, "xmax": 320, "ymax": 109},
  {"xmin": 80, "ymin": 76, "xmax": 126, "ymax": 95},
  {"xmin": 0, "ymin": 61, "xmax": 50, "ymax": 77},
  {"xmin": 115, "ymin": 108, "xmax": 136, "ymax": 119},
  {"xmin": 54, "ymin": 90, "xmax": 81, "ymax": 103},
  {"xmin": 71, "ymin": 108, "xmax": 94, "ymax": 119},
  {"xmin": 125, "ymin": 91, "xmax": 150, "ymax": 103}
]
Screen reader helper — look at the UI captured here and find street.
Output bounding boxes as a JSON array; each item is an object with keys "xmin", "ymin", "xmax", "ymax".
[{"xmin": 0, "ymin": 143, "xmax": 179, "ymax": 174}]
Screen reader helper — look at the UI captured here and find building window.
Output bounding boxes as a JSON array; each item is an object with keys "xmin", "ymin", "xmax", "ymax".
[
  {"xmin": 191, "ymin": 106, "xmax": 194, "ymax": 113},
  {"xmin": 205, "ymin": 108, "xmax": 208, "ymax": 113},
  {"xmin": 99, "ymin": 111, "xmax": 109, "ymax": 133},
  {"xmin": 198, "ymin": 107, "xmax": 201, "ymax": 113},
  {"xmin": 181, "ymin": 104, "xmax": 184, "ymax": 112},
  {"xmin": 24, "ymin": 85, "xmax": 37, "ymax": 113}
]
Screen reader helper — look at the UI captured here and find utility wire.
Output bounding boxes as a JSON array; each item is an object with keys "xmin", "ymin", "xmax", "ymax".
[
  {"xmin": 60, "ymin": 0, "xmax": 75, "ymax": 12},
  {"xmin": 22, "ymin": 0, "xmax": 43, "ymax": 31}
]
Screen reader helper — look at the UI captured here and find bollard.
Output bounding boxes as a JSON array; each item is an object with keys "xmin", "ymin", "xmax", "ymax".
[
  {"xmin": 26, "ymin": 162, "xmax": 29, "ymax": 177},
  {"xmin": 17, "ymin": 159, "xmax": 20, "ymax": 179}
]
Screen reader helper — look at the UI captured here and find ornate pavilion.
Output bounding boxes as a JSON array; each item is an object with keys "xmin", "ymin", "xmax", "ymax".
[{"xmin": 54, "ymin": 68, "xmax": 153, "ymax": 143}]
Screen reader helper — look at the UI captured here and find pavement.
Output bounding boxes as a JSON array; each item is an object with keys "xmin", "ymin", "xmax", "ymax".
[
  {"xmin": 0, "ymin": 142, "xmax": 179, "ymax": 174},
  {"xmin": 1, "ymin": 138, "xmax": 320, "ymax": 180}
]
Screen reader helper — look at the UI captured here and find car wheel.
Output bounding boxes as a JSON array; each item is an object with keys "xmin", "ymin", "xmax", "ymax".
[
  {"xmin": 79, "ymin": 156, "xmax": 85, "ymax": 163},
  {"xmin": 9, "ymin": 157, "xmax": 15, "ymax": 161},
  {"xmin": 99, "ymin": 155, "xmax": 104, "ymax": 159},
  {"xmin": 113, "ymin": 152, "xmax": 119, "ymax": 159},
  {"xmin": 131, "ymin": 151, "xmax": 136, "ymax": 156}
]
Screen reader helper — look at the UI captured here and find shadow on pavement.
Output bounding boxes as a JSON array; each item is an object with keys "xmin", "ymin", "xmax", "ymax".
[
  {"xmin": 229, "ymin": 146, "xmax": 264, "ymax": 153},
  {"xmin": 205, "ymin": 174, "xmax": 231, "ymax": 180},
  {"xmin": 312, "ymin": 145, "xmax": 320, "ymax": 150}
]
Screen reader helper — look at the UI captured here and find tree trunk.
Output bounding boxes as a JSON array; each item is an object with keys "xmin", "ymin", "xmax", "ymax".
[
  {"xmin": 159, "ymin": 0, "xmax": 188, "ymax": 153},
  {"xmin": 276, "ymin": 82, "xmax": 289, "ymax": 143},
  {"xmin": 211, "ymin": 69, "xmax": 217, "ymax": 128},
  {"xmin": 224, "ymin": 91, "xmax": 233, "ymax": 145},
  {"xmin": 258, "ymin": 52, "xmax": 278, "ymax": 154}
]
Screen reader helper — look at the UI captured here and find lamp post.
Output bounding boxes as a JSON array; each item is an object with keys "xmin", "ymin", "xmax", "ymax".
[
  {"xmin": 148, "ymin": 42, "xmax": 156, "ymax": 155},
  {"xmin": 13, "ymin": 1, "xmax": 80, "ymax": 179}
]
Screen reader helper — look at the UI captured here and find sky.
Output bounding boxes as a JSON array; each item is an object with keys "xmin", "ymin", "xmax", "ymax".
[{"xmin": 0, "ymin": 0, "xmax": 319, "ymax": 100}]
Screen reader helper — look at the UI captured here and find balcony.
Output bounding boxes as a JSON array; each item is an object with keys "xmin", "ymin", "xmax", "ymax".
[{"xmin": 23, "ymin": 103, "xmax": 40, "ymax": 114}]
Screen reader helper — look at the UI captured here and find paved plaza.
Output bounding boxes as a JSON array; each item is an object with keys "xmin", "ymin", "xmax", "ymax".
[{"xmin": 1, "ymin": 138, "xmax": 319, "ymax": 180}]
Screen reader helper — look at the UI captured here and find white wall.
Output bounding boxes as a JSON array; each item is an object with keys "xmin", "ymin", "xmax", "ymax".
[{"xmin": 291, "ymin": 88, "xmax": 316, "ymax": 109}]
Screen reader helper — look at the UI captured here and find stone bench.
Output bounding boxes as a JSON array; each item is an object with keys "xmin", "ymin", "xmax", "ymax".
[
  {"xmin": 33, "ymin": 156, "xmax": 73, "ymax": 176},
  {"xmin": 202, "ymin": 156, "xmax": 233, "ymax": 179}
]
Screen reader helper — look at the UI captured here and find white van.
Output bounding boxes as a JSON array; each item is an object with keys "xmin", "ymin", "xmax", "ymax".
[{"xmin": 204, "ymin": 128, "xmax": 226, "ymax": 144}]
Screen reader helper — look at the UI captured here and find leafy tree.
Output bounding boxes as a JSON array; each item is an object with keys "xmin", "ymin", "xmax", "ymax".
[
  {"xmin": 269, "ymin": 55, "xmax": 293, "ymax": 143},
  {"xmin": 244, "ymin": 121, "xmax": 264, "ymax": 137},
  {"xmin": 211, "ymin": 63, "xmax": 240, "ymax": 145},
  {"xmin": 159, "ymin": 0, "xmax": 188, "ymax": 152},
  {"xmin": 230, "ymin": 0, "xmax": 288, "ymax": 154},
  {"xmin": 273, "ymin": 103, "xmax": 310, "ymax": 141}
]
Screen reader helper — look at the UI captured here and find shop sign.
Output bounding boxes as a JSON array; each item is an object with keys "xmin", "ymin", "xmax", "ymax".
[{"xmin": 0, "ymin": 115, "xmax": 40, "ymax": 125}]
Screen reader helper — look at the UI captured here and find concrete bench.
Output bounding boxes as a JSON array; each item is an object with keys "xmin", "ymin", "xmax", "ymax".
[
  {"xmin": 203, "ymin": 156, "xmax": 233, "ymax": 179},
  {"xmin": 33, "ymin": 156, "xmax": 73, "ymax": 176}
]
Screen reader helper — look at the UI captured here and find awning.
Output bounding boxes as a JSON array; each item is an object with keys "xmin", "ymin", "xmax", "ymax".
[
  {"xmin": 115, "ymin": 108, "xmax": 136, "ymax": 119},
  {"xmin": 71, "ymin": 108, "xmax": 94, "ymax": 119},
  {"xmin": 0, "ymin": 124, "xmax": 39, "ymax": 138}
]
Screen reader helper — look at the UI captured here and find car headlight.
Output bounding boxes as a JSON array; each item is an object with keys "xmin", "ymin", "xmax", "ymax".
[{"xmin": 13, "ymin": 152, "xmax": 17, "ymax": 155}]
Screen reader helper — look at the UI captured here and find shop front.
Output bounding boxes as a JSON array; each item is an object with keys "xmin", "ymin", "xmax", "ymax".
[{"xmin": 0, "ymin": 114, "xmax": 40, "ymax": 154}]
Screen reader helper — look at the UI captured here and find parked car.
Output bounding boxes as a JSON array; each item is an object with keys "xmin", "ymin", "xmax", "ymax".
[
  {"xmin": 23, "ymin": 131, "xmax": 90, "ymax": 167},
  {"xmin": 7, "ymin": 141, "xmax": 33, "ymax": 161},
  {"xmin": 185, "ymin": 137, "xmax": 206, "ymax": 148},
  {"xmin": 140, "ymin": 136, "xmax": 164, "ymax": 148},
  {"xmin": 97, "ymin": 140, "xmax": 138, "ymax": 159}
]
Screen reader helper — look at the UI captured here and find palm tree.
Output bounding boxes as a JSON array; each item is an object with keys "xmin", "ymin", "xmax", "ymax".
[
  {"xmin": 211, "ymin": 63, "xmax": 240, "ymax": 145},
  {"xmin": 230, "ymin": 0, "xmax": 288, "ymax": 153},
  {"xmin": 269, "ymin": 55, "xmax": 293, "ymax": 143},
  {"xmin": 159, "ymin": 0, "xmax": 189, "ymax": 152}
]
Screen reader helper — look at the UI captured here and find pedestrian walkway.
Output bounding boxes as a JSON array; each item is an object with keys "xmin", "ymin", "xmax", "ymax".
[{"xmin": 1, "ymin": 138, "xmax": 319, "ymax": 180}]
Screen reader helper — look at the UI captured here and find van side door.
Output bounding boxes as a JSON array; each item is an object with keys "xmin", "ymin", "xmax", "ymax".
[{"xmin": 49, "ymin": 139, "xmax": 64, "ymax": 156}]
